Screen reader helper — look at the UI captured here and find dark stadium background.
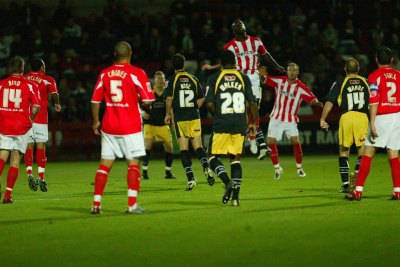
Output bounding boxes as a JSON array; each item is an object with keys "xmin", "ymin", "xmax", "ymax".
[{"xmin": 1, "ymin": 0, "xmax": 399, "ymax": 160}]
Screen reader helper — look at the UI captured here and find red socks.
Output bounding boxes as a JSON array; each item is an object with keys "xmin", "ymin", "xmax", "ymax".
[
  {"xmin": 389, "ymin": 158, "xmax": 400, "ymax": 189},
  {"xmin": 293, "ymin": 143, "xmax": 303, "ymax": 165},
  {"xmin": 268, "ymin": 144, "xmax": 279, "ymax": 165},
  {"xmin": 127, "ymin": 165, "xmax": 140, "ymax": 207},
  {"xmin": 36, "ymin": 148, "xmax": 46, "ymax": 180},
  {"xmin": 355, "ymin": 156, "xmax": 372, "ymax": 188},
  {"xmin": 25, "ymin": 148, "xmax": 33, "ymax": 174},
  {"xmin": 4, "ymin": 167, "xmax": 19, "ymax": 199},
  {"xmin": 0, "ymin": 159, "xmax": 5, "ymax": 176},
  {"xmin": 93, "ymin": 165, "xmax": 110, "ymax": 207}
]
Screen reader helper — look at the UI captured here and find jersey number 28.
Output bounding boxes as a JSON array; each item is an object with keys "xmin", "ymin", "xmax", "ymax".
[{"xmin": 221, "ymin": 92, "xmax": 245, "ymax": 114}]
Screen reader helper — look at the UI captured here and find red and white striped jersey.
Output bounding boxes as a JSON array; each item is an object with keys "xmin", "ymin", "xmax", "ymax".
[
  {"xmin": 91, "ymin": 63, "xmax": 155, "ymax": 135},
  {"xmin": 224, "ymin": 35, "xmax": 267, "ymax": 75},
  {"xmin": 265, "ymin": 76, "xmax": 317, "ymax": 123}
]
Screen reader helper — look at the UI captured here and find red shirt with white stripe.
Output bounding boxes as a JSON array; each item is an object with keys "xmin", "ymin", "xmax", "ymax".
[
  {"xmin": 25, "ymin": 71, "xmax": 58, "ymax": 124},
  {"xmin": 224, "ymin": 35, "xmax": 267, "ymax": 74},
  {"xmin": 368, "ymin": 66, "xmax": 400, "ymax": 115},
  {"xmin": 91, "ymin": 63, "xmax": 155, "ymax": 135},
  {"xmin": 0, "ymin": 74, "xmax": 40, "ymax": 135},
  {"xmin": 265, "ymin": 76, "xmax": 317, "ymax": 123}
]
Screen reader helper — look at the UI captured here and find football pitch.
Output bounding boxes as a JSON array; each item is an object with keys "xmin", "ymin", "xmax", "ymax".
[{"xmin": 1, "ymin": 154, "xmax": 399, "ymax": 267}]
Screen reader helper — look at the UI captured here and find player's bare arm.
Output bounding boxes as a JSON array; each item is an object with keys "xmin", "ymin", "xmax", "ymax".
[
  {"xmin": 201, "ymin": 63, "xmax": 222, "ymax": 71},
  {"xmin": 31, "ymin": 105, "xmax": 40, "ymax": 120},
  {"xmin": 91, "ymin": 102, "xmax": 101, "ymax": 135},
  {"xmin": 248, "ymin": 101, "xmax": 258, "ymax": 134},
  {"xmin": 320, "ymin": 101, "xmax": 334, "ymax": 130},
  {"xmin": 310, "ymin": 99, "xmax": 324, "ymax": 109},
  {"xmin": 165, "ymin": 97, "xmax": 173, "ymax": 125},
  {"xmin": 263, "ymin": 52, "xmax": 285, "ymax": 74},
  {"xmin": 206, "ymin": 102, "xmax": 215, "ymax": 116},
  {"xmin": 51, "ymin": 93, "xmax": 62, "ymax": 112},
  {"xmin": 369, "ymin": 104, "xmax": 379, "ymax": 138}
]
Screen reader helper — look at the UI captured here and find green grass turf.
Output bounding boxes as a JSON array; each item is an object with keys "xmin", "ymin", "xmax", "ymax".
[{"xmin": 1, "ymin": 154, "xmax": 399, "ymax": 267}]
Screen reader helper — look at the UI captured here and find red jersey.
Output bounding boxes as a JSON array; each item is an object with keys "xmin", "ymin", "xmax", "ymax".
[
  {"xmin": 91, "ymin": 63, "xmax": 155, "ymax": 135},
  {"xmin": 25, "ymin": 71, "xmax": 58, "ymax": 124},
  {"xmin": 0, "ymin": 74, "xmax": 40, "ymax": 135},
  {"xmin": 368, "ymin": 66, "xmax": 400, "ymax": 115},
  {"xmin": 224, "ymin": 35, "xmax": 267, "ymax": 74},
  {"xmin": 265, "ymin": 76, "xmax": 317, "ymax": 123}
]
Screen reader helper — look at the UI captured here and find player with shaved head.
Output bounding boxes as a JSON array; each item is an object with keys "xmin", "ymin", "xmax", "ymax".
[
  {"xmin": 90, "ymin": 41, "xmax": 155, "ymax": 214},
  {"xmin": 320, "ymin": 58, "xmax": 370, "ymax": 193}
]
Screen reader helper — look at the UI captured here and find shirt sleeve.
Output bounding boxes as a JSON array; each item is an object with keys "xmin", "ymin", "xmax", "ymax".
[
  {"xmin": 130, "ymin": 69, "xmax": 155, "ymax": 102},
  {"xmin": 257, "ymin": 38, "xmax": 267, "ymax": 55},
  {"xmin": 299, "ymin": 82, "xmax": 317, "ymax": 104},
  {"xmin": 325, "ymin": 81, "xmax": 340, "ymax": 104},
  {"xmin": 264, "ymin": 76, "xmax": 278, "ymax": 88},
  {"xmin": 368, "ymin": 72, "xmax": 380, "ymax": 105},
  {"xmin": 205, "ymin": 75, "xmax": 216, "ymax": 103},
  {"xmin": 28, "ymin": 83, "xmax": 40, "ymax": 107},
  {"xmin": 47, "ymin": 77, "xmax": 59, "ymax": 94},
  {"xmin": 165, "ymin": 76, "xmax": 173, "ymax": 98},
  {"xmin": 91, "ymin": 73, "xmax": 105, "ymax": 103}
]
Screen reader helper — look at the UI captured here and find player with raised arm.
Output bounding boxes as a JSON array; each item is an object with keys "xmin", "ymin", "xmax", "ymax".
[
  {"xmin": 141, "ymin": 71, "xmax": 175, "ymax": 180},
  {"xmin": 0, "ymin": 56, "xmax": 40, "ymax": 203},
  {"xmin": 320, "ymin": 58, "xmax": 370, "ymax": 193},
  {"xmin": 90, "ymin": 41, "xmax": 155, "ymax": 214},
  {"xmin": 206, "ymin": 50, "xmax": 258, "ymax": 206},
  {"xmin": 264, "ymin": 63, "xmax": 323, "ymax": 179},
  {"xmin": 24, "ymin": 58, "xmax": 62, "ymax": 192},
  {"xmin": 165, "ymin": 53, "xmax": 215, "ymax": 191},
  {"xmin": 203, "ymin": 19, "xmax": 284, "ymax": 158},
  {"xmin": 346, "ymin": 46, "xmax": 400, "ymax": 201}
]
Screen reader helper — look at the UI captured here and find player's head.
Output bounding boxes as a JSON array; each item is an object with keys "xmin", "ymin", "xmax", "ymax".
[
  {"xmin": 172, "ymin": 53, "xmax": 185, "ymax": 70},
  {"xmin": 287, "ymin": 62, "xmax": 299, "ymax": 81},
  {"xmin": 344, "ymin": 58, "xmax": 359, "ymax": 74},
  {"xmin": 231, "ymin": 19, "xmax": 246, "ymax": 36},
  {"xmin": 30, "ymin": 58, "xmax": 45, "ymax": 73},
  {"xmin": 221, "ymin": 50, "xmax": 236, "ymax": 68},
  {"xmin": 376, "ymin": 46, "xmax": 392, "ymax": 65},
  {"xmin": 154, "ymin": 71, "xmax": 165, "ymax": 88},
  {"xmin": 114, "ymin": 41, "xmax": 132, "ymax": 62},
  {"xmin": 8, "ymin": 56, "xmax": 24, "ymax": 74}
]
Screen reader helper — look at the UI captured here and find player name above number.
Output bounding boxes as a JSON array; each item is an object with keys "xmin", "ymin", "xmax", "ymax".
[
  {"xmin": 219, "ymin": 81, "xmax": 242, "ymax": 91},
  {"xmin": 347, "ymin": 85, "xmax": 365, "ymax": 92},
  {"xmin": 384, "ymin": 73, "xmax": 397, "ymax": 80},
  {"xmin": 8, "ymin": 80, "xmax": 21, "ymax": 86},
  {"xmin": 180, "ymin": 83, "xmax": 191, "ymax": 89},
  {"xmin": 107, "ymin": 70, "xmax": 127, "ymax": 79}
]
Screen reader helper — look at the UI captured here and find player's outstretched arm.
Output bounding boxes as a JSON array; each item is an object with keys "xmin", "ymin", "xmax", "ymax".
[
  {"xmin": 263, "ymin": 52, "xmax": 285, "ymax": 74},
  {"xmin": 91, "ymin": 102, "xmax": 101, "ymax": 135},
  {"xmin": 201, "ymin": 63, "xmax": 222, "ymax": 71}
]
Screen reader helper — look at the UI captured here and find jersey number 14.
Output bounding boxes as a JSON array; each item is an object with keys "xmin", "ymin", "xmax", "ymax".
[{"xmin": 347, "ymin": 92, "xmax": 365, "ymax": 110}]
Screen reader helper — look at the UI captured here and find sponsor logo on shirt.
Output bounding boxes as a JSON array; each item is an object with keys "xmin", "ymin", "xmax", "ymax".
[
  {"xmin": 349, "ymin": 79, "xmax": 360, "ymax": 85},
  {"xmin": 180, "ymin": 78, "xmax": 189, "ymax": 82},
  {"xmin": 224, "ymin": 75, "xmax": 236, "ymax": 81}
]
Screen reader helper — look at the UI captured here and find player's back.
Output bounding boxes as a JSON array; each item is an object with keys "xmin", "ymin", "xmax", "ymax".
[
  {"xmin": 25, "ymin": 71, "xmax": 58, "ymax": 124},
  {"xmin": 368, "ymin": 66, "xmax": 400, "ymax": 114},
  {"xmin": 337, "ymin": 74, "xmax": 369, "ymax": 115},
  {"xmin": 0, "ymin": 74, "xmax": 39, "ymax": 135},
  {"xmin": 207, "ymin": 69, "xmax": 251, "ymax": 134},
  {"xmin": 166, "ymin": 70, "xmax": 203, "ymax": 122},
  {"xmin": 92, "ymin": 63, "xmax": 154, "ymax": 135}
]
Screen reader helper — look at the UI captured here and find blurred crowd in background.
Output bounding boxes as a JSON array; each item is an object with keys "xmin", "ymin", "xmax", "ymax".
[{"xmin": 1, "ymin": 0, "xmax": 400, "ymax": 123}]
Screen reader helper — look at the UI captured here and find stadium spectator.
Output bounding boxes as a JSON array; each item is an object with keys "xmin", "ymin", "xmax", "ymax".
[
  {"xmin": 141, "ymin": 71, "xmax": 175, "ymax": 180},
  {"xmin": 164, "ymin": 53, "xmax": 215, "ymax": 191},
  {"xmin": 202, "ymin": 19, "xmax": 285, "ymax": 159},
  {"xmin": 346, "ymin": 46, "xmax": 400, "ymax": 201},
  {"xmin": 320, "ymin": 58, "xmax": 370, "ymax": 193},
  {"xmin": 0, "ymin": 56, "xmax": 40, "ymax": 204},
  {"xmin": 24, "ymin": 58, "xmax": 62, "ymax": 193},
  {"xmin": 206, "ymin": 50, "xmax": 258, "ymax": 206},
  {"xmin": 90, "ymin": 41, "xmax": 155, "ymax": 214},
  {"xmin": 263, "ymin": 62, "xmax": 323, "ymax": 179}
]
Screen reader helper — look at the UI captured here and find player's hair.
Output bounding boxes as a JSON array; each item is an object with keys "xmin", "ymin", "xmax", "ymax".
[
  {"xmin": 344, "ymin": 58, "xmax": 359, "ymax": 74},
  {"xmin": 154, "ymin": 70, "xmax": 165, "ymax": 78},
  {"xmin": 8, "ymin": 56, "xmax": 24, "ymax": 74},
  {"xmin": 287, "ymin": 62, "xmax": 299, "ymax": 70},
  {"xmin": 231, "ymin": 19, "xmax": 243, "ymax": 31},
  {"xmin": 30, "ymin": 58, "xmax": 44, "ymax": 72},
  {"xmin": 172, "ymin": 53, "xmax": 185, "ymax": 70},
  {"xmin": 115, "ymin": 41, "xmax": 132, "ymax": 61},
  {"xmin": 221, "ymin": 50, "xmax": 236, "ymax": 67},
  {"xmin": 376, "ymin": 46, "xmax": 392, "ymax": 65}
]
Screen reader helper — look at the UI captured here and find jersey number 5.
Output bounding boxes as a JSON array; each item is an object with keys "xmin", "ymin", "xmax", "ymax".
[
  {"xmin": 110, "ymin": 80, "xmax": 123, "ymax": 102},
  {"xmin": 347, "ymin": 92, "xmax": 365, "ymax": 110},
  {"xmin": 221, "ymin": 92, "xmax": 245, "ymax": 114},
  {"xmin": 2, "ymin": 88, "xmax": 22, "ymax": 108}
]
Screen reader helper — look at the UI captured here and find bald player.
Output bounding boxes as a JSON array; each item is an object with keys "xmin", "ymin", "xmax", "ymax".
[
  {"xmin": 90, "ymin": 41, "xmax": 155, "ymax": 214},
  {"xmin": 320, "ymin": 58, "xmax": 370, "ymax": 193}
]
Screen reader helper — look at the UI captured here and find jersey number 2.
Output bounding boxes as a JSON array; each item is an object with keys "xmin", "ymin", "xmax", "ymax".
[
  {"xmin": 387, "ymin": 82, "xmax": 397, "ymax": 102},
  {"xmin": 2, "ymin": 88, "xmax": 22, "ymax": 108}
]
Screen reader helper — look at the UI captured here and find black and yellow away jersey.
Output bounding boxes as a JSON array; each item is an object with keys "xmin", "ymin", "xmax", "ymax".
[{"xmin": 143, "ymin": 90, "xmax": 167, "ymax": 126}]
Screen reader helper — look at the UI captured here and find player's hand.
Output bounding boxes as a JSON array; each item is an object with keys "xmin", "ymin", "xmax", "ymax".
[
  {"xmin": 320, "ymin": 119, "xmax": 329, "ymax": 131},
  {"xmin": 54, "ymin": 104, "xmax": 62, "ymax": 112},
  {"xmin": 93, "ymin": 120, "xmax": 101, "ymax": 135},
  {"xmin": 370, "ymin": 124, "xmax": 378, "ymax": 138},
  {"xmin": 201, "ymin": 64, "xmax": 212, "ymax": 71},
  {"xmin": 142, "ymin": 112, "xmax": 150, "ymax": 120},
  {"xmin": 164, "ymin": 114, "xmax": 171, "ymax": 125}
]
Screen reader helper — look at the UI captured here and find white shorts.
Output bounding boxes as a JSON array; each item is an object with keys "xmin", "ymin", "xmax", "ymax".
[
  {"xmin": 27, "ymin": 123, "xmax": 48, "ymax": 143},
  {"xmin": 0, "ymin": 132, "xmax": 30, "ymax": 153},
  {"xmin": 101, "ymin": 131, "xmax": 146, "ymax": 160},
  {"xmin": 365, "ymin": 112, "xmax": 400, "ymax": 150},
  {"xmin": 247, "ymin": 73, "xmax": 261, "ymax": 100},
  {"xmin": 267, "ymin": 118, "xmax": 299, "ymax": 141}
]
